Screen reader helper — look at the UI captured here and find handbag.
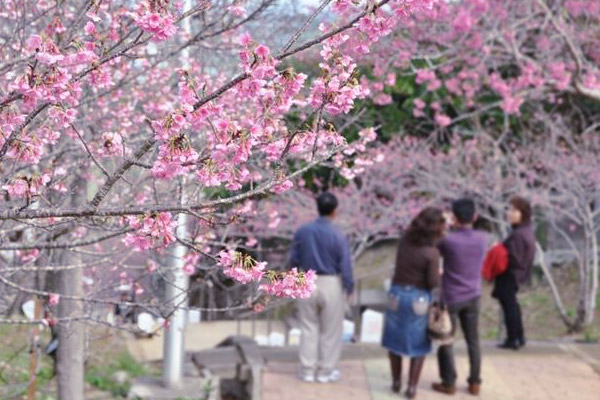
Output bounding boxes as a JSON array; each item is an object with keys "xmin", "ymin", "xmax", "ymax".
[{"xmin": 427, "ymin": 301, "xmax": 453, "ymax": 344}]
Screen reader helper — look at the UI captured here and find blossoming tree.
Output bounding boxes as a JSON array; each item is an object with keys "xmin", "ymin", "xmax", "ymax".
[
  {"xmin": 0, "ymin": 0, "xmax": 440, "ymax": 397},
  {"xmin": 342, "ymin": 0, "xmax": 600, "ymax": 133},
  {"xmin": 328, "ymin": 0, "xmax": 600, "ymax": 331},
  {"xmin": 231, "ymin": 133, "xmax": 428, "ymax": 256}
]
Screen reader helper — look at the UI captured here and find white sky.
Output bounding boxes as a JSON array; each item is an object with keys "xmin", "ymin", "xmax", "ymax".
[{"xmin": 299, "ymin": 0, "xmax": 325, "ymax": 6}]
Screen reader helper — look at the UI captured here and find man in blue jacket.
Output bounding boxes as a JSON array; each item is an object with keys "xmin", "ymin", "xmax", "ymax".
[{"xmin": 290, "ymin": 192, "xmax": 354, "ymax": 384}]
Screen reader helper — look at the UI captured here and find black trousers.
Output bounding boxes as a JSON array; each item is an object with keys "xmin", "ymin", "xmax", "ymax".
[
  {"xmin": 437, "ymin": 297, "xmax": 481, "ymax": 386},
  {"xmin": 493, "ymin": 272, "xmax": 524, "ymax": 343},
  {"xmin": 497, "ymin": 288, "xmax": 524, "ymax": 343}
]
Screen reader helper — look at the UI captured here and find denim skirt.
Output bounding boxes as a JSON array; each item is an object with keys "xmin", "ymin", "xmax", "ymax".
[{"xmin": 381, "ymin": 285, "xmax": 432, "ymax": 357}]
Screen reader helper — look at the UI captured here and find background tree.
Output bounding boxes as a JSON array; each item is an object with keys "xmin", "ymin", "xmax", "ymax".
[{"xmin": 0, "ymin": 0, "xmax": 437, "ymax": 397}]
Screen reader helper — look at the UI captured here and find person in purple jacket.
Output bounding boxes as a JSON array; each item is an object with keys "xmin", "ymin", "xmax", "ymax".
[{"xmin": 432, "ymin": 198, "xmax": 488, "ymax": 396}]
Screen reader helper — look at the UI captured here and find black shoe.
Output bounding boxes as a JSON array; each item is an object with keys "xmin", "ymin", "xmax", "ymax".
[
  {"xmin": 391, "ymin": 381, "xmax": 401, "ymax": 394},
  {"xmin": 497, "ymin": 340, "xmax": 520, "ymax": 350},
  {"xmin": 518, "ymin": 337, "xmax": 527, "ymax": 348}
]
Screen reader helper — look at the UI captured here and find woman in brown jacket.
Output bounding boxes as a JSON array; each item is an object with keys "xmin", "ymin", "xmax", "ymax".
[{"xmin": 381, "ymin": 207, "xmax": 445, "ymax": 398}]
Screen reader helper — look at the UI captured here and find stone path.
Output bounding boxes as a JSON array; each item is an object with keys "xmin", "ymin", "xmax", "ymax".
[
  {"xmin": 263, "ymin": 360, "xmax": 371, "ymax": 400},
  {"xmin": 263, "ymin": 345, "xmax": 600, "ymax": 400}
]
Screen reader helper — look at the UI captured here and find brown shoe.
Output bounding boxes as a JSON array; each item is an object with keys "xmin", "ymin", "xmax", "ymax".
[
  {"xmin": 468, "ymin": 383, "xmax": 481, "ymax": 395},
  {"xmin": 431, "ymin": 382, "xmax": 457, "ymax": 395}
]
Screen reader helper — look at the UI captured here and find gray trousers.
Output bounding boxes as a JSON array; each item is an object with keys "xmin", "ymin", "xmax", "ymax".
[
  {"xmin": 298, "ymin": 275, "xmax": 345, "ymax": 375},
  {"xmin": 437, "ymin": 297, "xmax": 482, "ymax": 385}
]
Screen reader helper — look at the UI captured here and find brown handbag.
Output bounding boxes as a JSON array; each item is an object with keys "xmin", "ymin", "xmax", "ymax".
[{"xmin": 427, "ymin": 302, "xmax": 453, "ymax": 345}]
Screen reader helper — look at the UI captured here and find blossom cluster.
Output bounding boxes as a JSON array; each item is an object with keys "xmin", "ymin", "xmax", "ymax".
[
  {"xmin": 16, "ymin": 249, "xmax": 41, "ymax": 263},
  {"xmin": 217, "ymin": 251, "xmax": 316, "ymax": 299},
  {"xmin": 218, "ymin": 250, "xmax": 266, "ymax": 284},
  {"xmin": 259, "ymin": 269, "xmax": 317, "ymax": 299},
  {"xmin": 183, "ymin": 252, "xmax": 201, "ymax": 276},
  {"xmin": 134, "ymin": 1, "xmax": 178, "ymax": 42},
  {"xmin": 122, "ymin": 213, "xmax": 177, "ymax": 252},
  {"xmin": 2, "ymin": 173, "xmax": 52, "ymax": 198}
]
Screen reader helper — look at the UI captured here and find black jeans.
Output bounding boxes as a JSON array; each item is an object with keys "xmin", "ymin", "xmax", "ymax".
[
  {"xmin": 497, "ymin": 288, "xmax": 524, "ymax": 343},
  {"xmin": 493, "ymin": 272, "xmax": 524, "ymax": 343},
  {"xmin": 437, "ymin": 297, "xmax": 481, "ymax": 386}
]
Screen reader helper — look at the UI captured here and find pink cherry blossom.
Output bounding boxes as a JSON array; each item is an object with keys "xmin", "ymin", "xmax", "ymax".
[
  {"xmin": 48, "ymin": 293, "xmax": 60, "ymax": 306},
  {"xmin": 502, "ymin": 96, "xmax": 523, "ymax": 115},
  {"xmin": 373, "ymin": 93, "xmax": 393, "ymax": 105},
  {"xmin": 255, "ymin": 44, "xmax": 270, "ymax": 59},
  {"xmin": 135, "ymin": 9, "xmax": 177, "ymax": 42},
  {"xmin": 218, "ymin": 251, "xmax": 266, "ymax": 284},
  {"xmin": 2, "ymin": 173, "xmax": 51, "ymax": 198},
  {"xmin": 97, "ymin": 132, "xmax": 125, "ymax": 157},
  {"xmin": 259, "ymin": 269, "xmax": 317, "ymax": 299},
  {"xmin": 183, "ymin": 253, "xmax": 201, "ymax": 276},
  {"xmin": 229, "ymin": 6, "xmax": 247, "ymax": 17},
  {"xmin": 271, "ymin": 179, "xmax": 293, "ymax": 194},
  {"xmin": 239, "ymin": 33, "xmax": 253, "ymax": 46},
  {"xmin": 16, "ymin": 249, "xmax": 41, "ymax": 263},
  {"xmin": 26, "ymin": 35, "xmax": 43, "ymax": 51},
  {"xmin": 147, "ymin": 260, "xmax": 158, "ymax": 273},
  {"xmin": 122, "ymin": 213, "xmax": 177, "ymax": 252},
  {"xmin": 434, "ymin": 113, "xmax": 452, "ymax": 127},
  {"xmin": 453, "ymin": 11, "xmax": 474, "ymax": 33},
  {"xmin": 253, "ymin": 303, "xmax": 265, "ymax": 313},
  {"xmin": 84, "ymin": 21, "xmax": 96, "ymax": 36}
]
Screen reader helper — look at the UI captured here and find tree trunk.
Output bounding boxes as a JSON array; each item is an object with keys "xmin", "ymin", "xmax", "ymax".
[
  {"xmin": 585, "ymin": 225, "xmax": 598, "ymax": 326},
  {"xmin": 576, "ymin": 232, "xmax": 590, "ymax": 331},
  {"xmin": 56, "ymin": 178, "xmax": 86, "ymax": 400},
  {"xmin": 535, "ymin": 241, "xmax": 575, "ymax": 330}
]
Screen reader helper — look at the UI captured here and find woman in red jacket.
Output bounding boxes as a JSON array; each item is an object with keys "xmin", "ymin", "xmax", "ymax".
[{"xmin": 493, "ymin": 196, "xmax": 536, "ymax": 350}]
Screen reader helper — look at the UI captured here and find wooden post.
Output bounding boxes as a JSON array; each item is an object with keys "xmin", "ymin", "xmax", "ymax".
[{"xmin": 28, "ymin": 298, "xmax": 43, "ymax": 400}]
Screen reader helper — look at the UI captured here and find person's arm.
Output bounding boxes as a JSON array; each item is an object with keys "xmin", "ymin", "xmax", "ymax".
[
  {"xmin": 437, "ymin": 238, "xmax": 447, "ymax": 276},
  {"xmin": 338, "ymin": 234, "xmax": 354, "ymax": 295},
  {"xmin": 427, "ymin": 248, "xmax": 441, "ymax": 289}
]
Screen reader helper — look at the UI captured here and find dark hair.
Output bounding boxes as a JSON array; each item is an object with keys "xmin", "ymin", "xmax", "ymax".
[
  {"xmin": 452, "ymin": 198, "xmax": 476, "ymax": 224},
  {"xmin": 405, "ymin": 207, "xmax": 446, "ymax": 246},
  {"xmin": 316, "ymin": 192, "xmax": 338, "ymax": 216},
  {"xmin": 510, "ymin": 196, "xmax": 532, "ymax": 224}
]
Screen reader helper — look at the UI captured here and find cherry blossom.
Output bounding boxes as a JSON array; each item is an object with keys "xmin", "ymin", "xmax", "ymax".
[
  {"xmin": 134, "ymin": 2, "xmax": 178, "ymax": 42},
  {"xmin": 259, "ymin": 269, "xmax": 317, "ymax": 299},
  {"xmin": 17, "ymin": 249, "xmax": 41, "ymax": 263},
  {"xmin": 48, "ymin": 293, "xmax": 61, "ymax": 306},
  {"xmin": 183, "ymin": 253, "xmax": 201, "ymax": 276},
  {"xmin": 122, "ymin": 213, "xmax": 177, "ymax": 252}
]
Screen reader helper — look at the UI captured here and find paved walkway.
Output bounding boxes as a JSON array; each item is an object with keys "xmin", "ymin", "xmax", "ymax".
[{"xmin": 263, "ymin": 344, "xmax": 600, "ymax": 400}]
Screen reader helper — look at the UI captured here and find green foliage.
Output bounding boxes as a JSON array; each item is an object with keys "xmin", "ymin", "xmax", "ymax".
[
  {"xmin": 582, "ymin": 327, "xmax": 600, "ymax": 343},
  {"xmin": 85, "ymin": 352, "xmax": 148, "ymax": 398},
  {"xmin": 0, "ymin": 326, "xmax": 55, "ymax": 397},
  {"xmin": 521, "ymin": 292, "xmax": 549, "ymax": 307},
  {"xmin": 481, "ymin": 326, "xmax": 500, "ymax": 340}
]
